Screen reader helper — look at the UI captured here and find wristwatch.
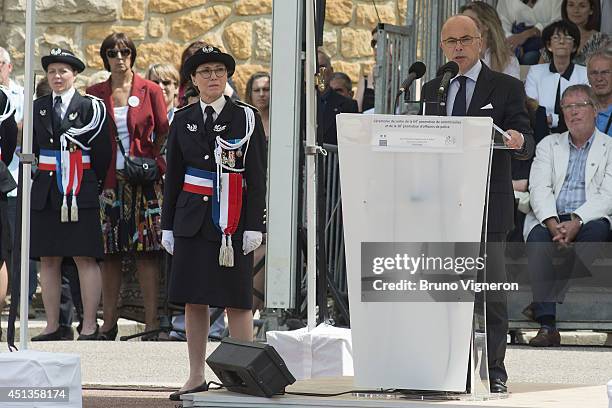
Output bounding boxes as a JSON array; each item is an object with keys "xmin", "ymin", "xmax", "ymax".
[{"xmin": 572, "ymin": 214, "xmax": 583, "ymax": 226}]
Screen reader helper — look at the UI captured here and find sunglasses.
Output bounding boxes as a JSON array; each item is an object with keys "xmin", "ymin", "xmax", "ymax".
[
  {"xmin": 153, "ymin": 79, "xmax": 174, "ymax": 86},
  {"xmin": 106, "ymin": 48, "xmax": 131, "ymax": 59}
]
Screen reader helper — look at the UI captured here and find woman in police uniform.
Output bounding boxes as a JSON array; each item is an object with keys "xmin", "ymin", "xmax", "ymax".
[
  {"xmin": 30, "ymin": 49, "xmax": 111, "ymax": 341},
  {"xmin": 161, "ymin": 45, "xmax": 266, "ymax": 400}
]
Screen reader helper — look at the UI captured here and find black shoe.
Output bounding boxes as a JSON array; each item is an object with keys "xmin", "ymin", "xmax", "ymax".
[
  {"xmin": 32, "ymin": 327, "xmax": 63, "ymax": 341},
  {"xmin": 77, "ymin": 325, "xmax": 99, "ymax": 341},
  {"xmin": 169, "ymin": 382, "xmax": 208, "ymax": 401},
  {"xmin": 528, "ymin": 327, "xmax": 561, "ymax": 347},
  {"xmin": 98, "ymin": 324, "xmax": 118, "ymax": 341},
  {"xmin": 490, "ymin": 378, "xmax": 507, "ymax": 393},
  {"xmin": 59, "ymin": 326, "xmax": 74, "ymax": 340}
]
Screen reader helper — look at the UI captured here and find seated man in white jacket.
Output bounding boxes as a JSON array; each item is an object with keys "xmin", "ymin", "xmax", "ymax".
[{"xmin": 524, "ymin": 84, "xmax": 612, "ymax": 347}]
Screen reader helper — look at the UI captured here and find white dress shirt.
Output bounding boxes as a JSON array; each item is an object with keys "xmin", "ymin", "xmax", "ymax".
[
  {"xmin": 446, "ymin": 60, "xmax": 482, "ymax": 116},
  {"xmin": 200, "ymin": 95, "xmax": 226, "ymax": 123},
  {"xmin": 496, "ymin": 0, "xmax": 563, "ymax": 37},
  {"xmin": 51, "ymin": 87, "xmax": 76, "ymax": 120}
]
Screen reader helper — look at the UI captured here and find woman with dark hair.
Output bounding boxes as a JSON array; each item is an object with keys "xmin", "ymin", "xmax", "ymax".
[
  {"xmin": 178, "ymin": 40, "xmax": 208, "ymax": 107},
  {"xmin": 525, "ymin": 20, "xmax": 589, "ymax": 133},
  {"xmin": 555, "ymin": 0, "xmax": 608, "ymax": 65},
  {"xmin": 161, "ymin": 45, "xmax": 266, "ymax": 400},
  {"xmin": 245, "ymin": 72, "xmax": 270, "ymax": 139},
  {"xmin": 461, "ymin": 1, "xmax": 520, "ymax": 78},
  {"xmin": 87, "ymin": 32, "xmax": 169, "ymax": 341},
  {"xmin": 29, "ymin": 49, "xmax": 111, "ymax": 341}
]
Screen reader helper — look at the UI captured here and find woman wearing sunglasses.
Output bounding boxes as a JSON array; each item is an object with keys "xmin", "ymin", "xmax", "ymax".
[
  {"xmin": 146, "ymin": 63, "xmax": 180, "ymax": 124},
  {"xmin": 161, "ymin": 45, "xmax": 266, "ymax": 401},
  {"xmin": 87, "ymin": 33, "xmax": 169, "ymax": 341},
  {"xmin": 30, "ymin": 49, "xmax": 111, "ymax": 341}
]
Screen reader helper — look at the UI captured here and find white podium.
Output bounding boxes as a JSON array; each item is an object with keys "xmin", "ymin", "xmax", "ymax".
[{"xmin": 336, "ymin": 114, "xmax": 494, "ymax": 393}]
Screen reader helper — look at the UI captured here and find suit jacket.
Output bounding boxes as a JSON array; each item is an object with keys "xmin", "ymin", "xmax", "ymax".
[
  {"xmin": 422, "ymin": 62, "xmax": 534, "ymax": 233},
  {"xmin": 0, "ymin": 89, "xmax": 17, "ymax": 166},
  {"xmin": 161, "ymin": 97, "xmax": 267, "ymax": 241},
  {"xmin": 87, "ymin": 73, "xmax": 170, "ymax": 189},
  {"xmin": 318, "ymin": 89, "xmax": 359, "ymax": 145},
  {"xmin": 31, "ymin": 90, "xmax": 111, "ymax": 211},
  {"xmin": 524, "ymin": 129, "xmax": 612, "ymax": 239}
]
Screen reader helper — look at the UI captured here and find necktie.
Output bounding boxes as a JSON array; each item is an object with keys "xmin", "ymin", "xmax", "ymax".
[
  {"xmin": 204, "ymin": 105, "xmax": 215, "ymax": 135},
  {"xmin": 53, "ymin": 95, "xmax": 62, "ymax": 132},
  {"xmin": 451, "ymin": 76, "xmax": 467, "ymax": 117}
]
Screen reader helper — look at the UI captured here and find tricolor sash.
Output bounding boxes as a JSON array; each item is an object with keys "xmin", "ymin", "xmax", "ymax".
[
  {"xmin": 39, "ymin": 148, "xmax": 91, "ymax": 222},
  {"xmin": 183, "ymin": 167, "xmax": 243, "ymax": 267}
]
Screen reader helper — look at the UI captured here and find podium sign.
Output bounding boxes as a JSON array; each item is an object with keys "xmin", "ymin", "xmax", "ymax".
[{"xmin": 336, "ymin": 114, "xmax": 493, "ymax": 392}]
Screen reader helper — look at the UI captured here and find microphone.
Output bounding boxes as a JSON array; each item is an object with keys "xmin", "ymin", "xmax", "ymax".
[
  {"xmin": 399, "ymin": 61, "xmax": 427, "ymax": 93},
  {"xmin": 436, "ymin": 61, "xmax": 459, "ymax": 97},
  {"xmin": 393, "ymin": 61, "xmax": 426, "ymax": 114}
]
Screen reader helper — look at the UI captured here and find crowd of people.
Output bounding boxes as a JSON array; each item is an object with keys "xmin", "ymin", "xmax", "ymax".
[{"xmin": 0, "ymin": 0, "xmax": 609, "ymax": 398}]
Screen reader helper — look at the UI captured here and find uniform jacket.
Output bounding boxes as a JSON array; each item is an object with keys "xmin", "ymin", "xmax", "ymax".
[
  {"xmin": 525, "ymin": 63, "xmax": 589, "ymax": 130},
  {"xmin": 318, "ymin": 88, "xmax": 359, "ymax": 145},
  {"xmin": 422, "ymin": 62, "xmax": 535, "ymax": 233},
  {"xmin": 31, "ymin": 90, "xmax": 111, "ymax": 211},
  {"xmin": 0, "ymin": 89, "xmax": 17, "ymax": 167},
  {"xmin": 524, "ymin": 128, "xmax": 612, "ymax": 239},
  {"xmin": 86, "ymin": 73, "xmax": 169, "ymax": 189},
  {"xmin": 161, "ymin": 97, "xmax": 267, "ymax": 241}
]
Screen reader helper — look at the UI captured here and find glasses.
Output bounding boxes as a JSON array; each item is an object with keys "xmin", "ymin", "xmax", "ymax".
[
  {"xmin": 441, "ymin": 36, "xmax": 480, "ymax": 48},
  {"xmin": 194, "ymin": 67, "xmax": 227, "ymax": 79},
  {"xmin": 560, "ymin": 101, "xmax": 593, "ymax": 111},
  {"xmin": 588, "ymin": 69, "xmax": 612, "ymax": 77},
  {"xmin": 152, "ymin": 79, "xmax": 175, "ymax": 86},
  {"xmin": 550, "ymin": 34, "xmax": 575, "ymax": 43},
  {"xmin": 106, "ymin": 48, "xmax": 131, "ymax": 59}
]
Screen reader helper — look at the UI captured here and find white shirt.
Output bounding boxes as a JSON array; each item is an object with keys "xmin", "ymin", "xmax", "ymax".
[
  {"xmin": 483, "ymin": 48, "xmax": 520, "ymax": 80},
  {"xmin": 6, "ymin": 79, "xmax": 24, "ymax": 124},
  {"xmin": 199, "ymin": 95, "xmax": 226, "ymax": 123},
  {"xmin": 496, "ymin": 0, "xmax": 563, "ymax": 37},
  {"xmin": 114, "ymin": 106, "xmax": 129, "ymax": 170},
  {"xmin": 51, "ymin": 87, "xmax": 76, "ymax": 120},
  {"xmin": 446, "ymin": 60, "xmax": 482, "ymax": 116}
]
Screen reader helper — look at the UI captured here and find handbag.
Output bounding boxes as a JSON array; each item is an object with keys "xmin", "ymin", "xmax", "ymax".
[{"xmin": 116, "ymin": 134, "xmax": 159, "ymax": 185}]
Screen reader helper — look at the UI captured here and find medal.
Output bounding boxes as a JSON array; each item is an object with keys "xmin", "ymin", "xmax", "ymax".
[
  {"xmin": 235, "ymin": 150, "xmax": 243, "ymax": 158},
  {"xmin": 228, "ymin": 151, "xmax": 236, "ymax": 168}
]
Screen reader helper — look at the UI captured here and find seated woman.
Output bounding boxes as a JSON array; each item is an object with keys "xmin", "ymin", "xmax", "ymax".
[
  {"xmin": 30, "ymin": 49, "xmax": 111, "ymax": 341},
  {"xmin": 497, "ymin": 0, "xmax": 563, "ymax": 64},
  {"xmin": 543, "ymin": 0, "xmax": 608, "ymax": 65},
  {"xmin": 525, "ymin": 20, "xmax": 589, "ymax": 134}
]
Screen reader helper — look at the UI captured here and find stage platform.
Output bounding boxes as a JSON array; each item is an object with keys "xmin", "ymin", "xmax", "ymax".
[{"xmin": 180, "ymin": 377, "xmax": 607, "ymax": 408}]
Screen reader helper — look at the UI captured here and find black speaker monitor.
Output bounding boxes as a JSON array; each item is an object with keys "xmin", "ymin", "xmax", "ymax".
[{"xmin": 206, "ymin": 337, "xmax": 296, "ymax": 397}]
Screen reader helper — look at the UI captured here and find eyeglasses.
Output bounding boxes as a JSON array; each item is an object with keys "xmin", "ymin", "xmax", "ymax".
[
  {"xmin": 194, "ymin": 67, "xmax": 227, "ymax": 79},
  {"xmin": 441, "ymin": 36, "xmax": 480, "ymax": 48},
  {"xmin": 588, "ymin": 69, "xmax": 612, "ymax": 77},
  {"xmin": 550, "ymin": 34, "xmax": 575, "ymax": 43},
  {"xmin": 106, "ymin": 48, "xmax": 132, "ymax": 59},
  {"xmin": 560, "ymin": 101, "xmax": 593, "ymax": 111},
  {"xmin": 152, "ymin": 79, "xmax": 175, "ymax": 86}
]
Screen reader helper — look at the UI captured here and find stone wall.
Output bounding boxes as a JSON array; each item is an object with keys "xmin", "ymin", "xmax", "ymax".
[{"xmin": 0, "ymin": 0, "xmax": 406, "ymax": 97}]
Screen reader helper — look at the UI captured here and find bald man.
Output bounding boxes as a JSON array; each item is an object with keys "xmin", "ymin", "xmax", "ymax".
[{"xmin": 421, "ymin": 15, "xmax": 534, "ymax": 394}]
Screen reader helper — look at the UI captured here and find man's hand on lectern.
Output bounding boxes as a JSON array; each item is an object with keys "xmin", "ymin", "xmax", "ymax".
[{"xmin": 503, "ymin": 129, "xmax": 524, "ymax": 150}]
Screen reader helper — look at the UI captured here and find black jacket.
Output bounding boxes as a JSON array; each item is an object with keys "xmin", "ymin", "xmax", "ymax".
[
  {"xmin": 162, "ymin": 97, "xmax": 267, "ymax": 240},
  {"xmin": 421, "ymin": 63, "xmax": 534, "ymax": 233},
  {"xmin": 318, "ymin": 89, "xmax": 359, "ymax": 145},
  {"xmin": 0, "ymin": 89, "xmax": 17, "ymax": 167},
  {"xmin": 31, "ymin": 91, "xmax": 111, "ymax": 211}
]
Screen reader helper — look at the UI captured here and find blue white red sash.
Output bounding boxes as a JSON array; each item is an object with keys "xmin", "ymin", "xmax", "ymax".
[
  {"xmin": 182, "ymin": 166, "xmax": 243, "ymax": 267},
  {"xmin": 39, "ymin": 149, "xmax": 91, "ymax": 222}
]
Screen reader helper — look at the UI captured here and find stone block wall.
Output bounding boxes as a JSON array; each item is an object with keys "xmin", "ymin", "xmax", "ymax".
[{"xmin": 0, "ymin": 0, "xmax": 406, "ymax": 97}]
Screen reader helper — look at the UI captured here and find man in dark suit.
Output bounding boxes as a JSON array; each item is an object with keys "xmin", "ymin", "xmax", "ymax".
[
  {"xmin": 317, "ymin": 50, "xmax": 358, "ymax": 145},
  {"xmin": 422, "ymin": 15, "xmax": 534, "ymax": 394}
]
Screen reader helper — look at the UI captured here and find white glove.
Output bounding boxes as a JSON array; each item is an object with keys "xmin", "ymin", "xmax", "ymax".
[
  {"xmin": 161, "ymin": 230, "xmax": 174, "ymax": 255},
  {"xmin": 242, "ymin": 230, "xmax": 262, "ymax": 255}
]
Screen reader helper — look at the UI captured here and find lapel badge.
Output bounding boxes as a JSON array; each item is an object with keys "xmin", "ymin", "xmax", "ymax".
[
  {"xmin": 213, "ymin": 124, "xmax": 226, "ymax": 132},
  {"xmin": 68, "ymin": 112, "xmax": 78, "ymax": 121},
  {"xmin": 39, "ymin": 109, "xmax": 47, "ymax": 116},
  {"xmin": 187, "ymin": 123, "xmax": 198, "ymax": 132}
]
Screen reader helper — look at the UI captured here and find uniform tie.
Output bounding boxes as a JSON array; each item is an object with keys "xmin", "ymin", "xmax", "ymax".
[
  {"xmin": 451, "ymin": 76, "xmax": 467, "ymax": 117},
  {"xmin": 53, "ymin": 95, "xmax": 62, "ymax": 132},
  {"xmin": 204, "ymin": 105, "xmax": 215, "ymax": 135}
]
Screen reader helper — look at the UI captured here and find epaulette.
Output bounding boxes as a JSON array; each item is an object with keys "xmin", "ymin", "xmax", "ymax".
[
  {"xmin": 235, "ymin": 99, "xmax": 259, "ymax": 113},
  {"xmin": 173, "ymin": 101, "xmax": 198, "ymax": 118}
]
